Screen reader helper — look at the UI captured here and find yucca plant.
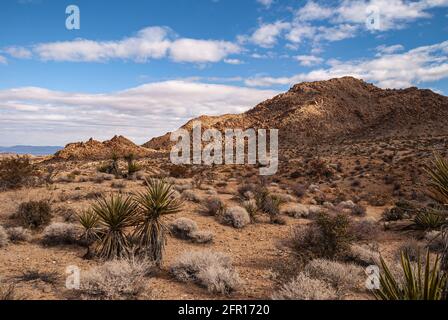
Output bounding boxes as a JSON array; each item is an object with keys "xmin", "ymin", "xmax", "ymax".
[
  {"xmin": 374, "ymin": 250, "xmax": 447, "ymax": 300},
  {"xmin": 412, "ymin": 208, "xmax": 447, "ymax": 230},
  {"xmin": 425, "ymin": 153, "xmax": 448, "ymax": 205},
  {"xmin": 77, "ymin": 209, "xmax": 100, "ymax": 259},
  {"xmin": 92, "ymin": 194, "xmax": 138, "ymax": 260},
  {"xmin": 125, "ymin": 153, "xmax": 141, "ymax": 176},
  {"xmin": 133, "ymin": 178, "xmax": 183, "ymax": 266}
]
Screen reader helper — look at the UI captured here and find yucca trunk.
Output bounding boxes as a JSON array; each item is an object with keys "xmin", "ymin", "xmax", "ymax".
[{"xmin": 133, "ymin": 218, "xmax": 168, "ymax": 266}]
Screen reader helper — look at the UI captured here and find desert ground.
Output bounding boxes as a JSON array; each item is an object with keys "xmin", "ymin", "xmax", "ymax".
[
  {"xmin": 1, "ymin": 78, "xmax": 447, "ymax": 300},
  {"xmin": 0, "ymin": 135, "xmax": 447, "ymax": 300}
]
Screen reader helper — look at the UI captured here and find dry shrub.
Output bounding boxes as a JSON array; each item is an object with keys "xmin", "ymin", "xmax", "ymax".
[
  {"xmin": 170, "ymin": 218, "xmax": 198, "ymax": 239},
  {"xmin": 350, "ymin": 218, "xmax": 380, "ymax": 241},
  {"xmin": 80, "ymin": 257, "xmax": 154, "ymax": 300},
  {"xmin": 0, "ymin": 278, "xmax": 18, "ymax": 300},
  {"xmin": 42, "ymin": 223, "xmax": 81, "ymax": 246},
  {"xmin": 271, "ymin": 193, "xmax": 295, "ymax": 203},
  {"xmin": 190, "ymin": 230, "xmax": 214, "ymax": 244},
  {"xmin": 272, "ymin": 272, "xmax": 336, "ymax": 300},
  {"xmin": 200, "ymin": 197, "xmax": 226, "ymax": 216},
  {"xmin": 351, "ymin": 204, "xmax": 367, "ymax": 216},
  {"xmin": 395, "ymin": 239, "xmax": 424, "ymax": 262},
  {"xmin": 7, "ymin": 227, "xmax": 32, "ymax": 243},
  {"xmin": 221, "ymin": 206, "xmax": 250, "ymax": 229},
  {"xmin": 182, "ymin": 190, "xmax": 203, "ymax": 203},
  {"xmin": 170, "ymin": 250, "xmax": 242, "ymax": 295},
  {"xmin": 168, "ymin": 165, "xmax": 189, "ymax": 178},
  {"xmin": 111, "ymin": 181, "xmax": 126, "ymax": 189},
  {"xmin": 17, "ymin": 200, "xmax": 52, "ymax": 229},
  {"xmin": 242, "ymin": 199, "xmax": 258, "ymax": 223},
  {"xmin": 237, "ymin": 183, "xmax": 257, "ymax": 199},
  {"xmin": 0, "ymin": 226, "xmax": 8, "ymax": 247},
  {"xmin": 0, "ymin": 156, "xmax": 36, "ymax": 190},
  {"xmin": 288, "ymin": 212, "xmax": 353, "ymax": 260},
  {"xmin": 292, "ymin": 184, "xmax": 306, "ymax": 198},
  {"xmin": 348, "ymin": 244, "xmax": 380, "ymax": 266},
  {"xmin": 304, "ymin": 259, "xmax": 364, "ymax": 291},
  {"xmin": 424, "ymin": 231, "xmax": 445, "ymax": 252},
  {"xmin": 281, "ymin": 203, "xmax": 309, "ymax": 218}
]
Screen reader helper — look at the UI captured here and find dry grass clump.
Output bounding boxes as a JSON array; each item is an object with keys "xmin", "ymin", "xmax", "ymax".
[
  {"xmin": 170, "ymin": 218, "xmax": 198, "ymax": 239},
  {"xmin": 170, "ymin": 218, "xmax": 214, "ymax": 243},
  {"xmin": 7, "ymin": 227, "xmax": 32, "ymax": 243},
  {"xmin": 0, "ymin": 226, "xmax": 9, "ymax": 247},
  {"xmin": 221, "ymin": 206, "xmax": 250, "ymax": 229},
  {"xmin": 242, "ymin": 199, "xmax": 258, "ymax": 223},
  {"xmin": 200, "ymin": 197, "xmax": 226, "ymax": 216},
  {"xmin": 304, "ymin": 259, "xmax": 364, "ymax": 291},
  {"xmin": 348, "ymin": 244, "xmax": 380, "ymax": 266},
  {"xmin": 272, "ymin": 272, "xmax": 337, "ymax": 300},
  {"xmin": 182, "ymin": 190, "xmax": 203, "ymax": 203},
  {"xmin": 111, "ymin": 180, "xmax": 126, "ymax": 189},
  {"xmin": 280, "ymin": 203, "xmax": 309, "ymax": 218},
  {"xmin": 42, "ymin": 223, "xmax": 82, "ymax": 246},
  {"xmin": 17, "ymin": 200, "xmax": 52, "ymax": 229},
  {"xmin": 237, "ymin": 183, "xmax": 257, "ymax": 200},
  {"xmin": 170, "ymin": 250, "xmax": 242, "ymax": 295},
  {"xmin": 79, "ymin": 257, "xmax": 154, "ymax": 300},
  {"xmin": 0, "ymin": 278, "xmax": 19, "ymax": 300},
  {"xmin": 190, "ymin": 230, "xmax": 214, "ymax": 244}
]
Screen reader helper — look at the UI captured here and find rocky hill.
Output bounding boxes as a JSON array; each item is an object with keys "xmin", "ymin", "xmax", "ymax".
[
  {"xmin": 54, "ymin": 135, "xmax": 154, "ymax": 161},
  {"xmin": 143, "ymin": 77, "xmax": 448, "ymax": 151}
]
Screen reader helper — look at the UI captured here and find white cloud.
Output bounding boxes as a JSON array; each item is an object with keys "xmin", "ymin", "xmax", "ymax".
[
  {"xmin": 0, "ymin": 55, "xmax": 7, "ymax": 64},
  {"xmin": 296, "ymin": 1, "xmax": 333, "ymax": 21},
  {"xmin": 6, "ymin": 26, "xmax": 241, "ymax": 64},
  {"xmin": 245, "ymin": 40, "xmax": 448, "ymax": 89},
  {"xmin": 247, "ymin": 21, "xmax": 291, "ymax": 48},
  {"xmin": 257, "ymin": 0, "xmax": 274, "ymax": 8},
  {"xmin": 169, "ymin": 39, "xmax": 240, "ymax": 63},
  {"xmin": 4, "ymin": 46, "xmax": 32, "ymax": 59},
  {"xmin": 375, "ymin": 44, "xmax": 405, "ymax": 55},
  {"xmin": 273, "ymin": 0, "xmax": 448, "ymax": 49},
  {"xmin": 224, "ymin": 58, "xmax": 244, "ymax": 65},
  {"xmin": 0, "ymin": 81, "xmax": 278, "ymax": 145},
  {"xmin": 295, "ymin": 55, "xmax": 323, "ymax": 66}
]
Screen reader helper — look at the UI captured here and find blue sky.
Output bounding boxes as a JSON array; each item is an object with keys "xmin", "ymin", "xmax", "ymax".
[{"xmin": 0, "ymin": 0, "xmax": 447, "ymax": 146}]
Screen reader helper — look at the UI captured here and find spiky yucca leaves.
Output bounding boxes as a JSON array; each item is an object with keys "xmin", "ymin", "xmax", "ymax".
[
  {"xmin": 374, "ymin": 250, "xmax": 447, "ymax": 300},
  {"xmin": 412, "ymin": 208, "xmax": 447, "ymax": 230},
  {"xmin": 92, "ymin": 194, "xmax": 137, "ymax": 260},
  {"xmin": 426, "ymin": 153, "xmax": 448, "ymax": 205},
  {"xmin": 133, "ymin": 179, "xmax": 183, "ymax": 265},
  {"xmin": 78, "ymin": 209, "xmax": 100, "ymax": 259}
]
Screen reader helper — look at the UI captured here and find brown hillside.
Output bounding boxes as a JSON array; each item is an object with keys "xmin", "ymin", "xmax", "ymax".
[
  {"xmin": 143, "ymin": 77, "xmax": 448, "ymax": 150},
  {"xmin": 54, "ymin": 135, "xmax": 155, "ymax": 161}
]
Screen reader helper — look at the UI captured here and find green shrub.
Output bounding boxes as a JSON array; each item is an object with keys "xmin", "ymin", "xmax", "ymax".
[
  {"xmin": 17, "ymin": 200, "xmax": 52, "ymax": 229},
  {"xmin": 290, "ymin": 212, "xmax": 353, "ymax": 260},
  {"xmin": 0, "ymin": 156, "xmax": 36, "ymax": 190}
]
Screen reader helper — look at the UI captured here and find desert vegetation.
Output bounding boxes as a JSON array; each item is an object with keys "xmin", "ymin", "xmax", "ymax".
[{"xmin": 1, "ymin": 78, "xmax": 448, "ymax": 300}]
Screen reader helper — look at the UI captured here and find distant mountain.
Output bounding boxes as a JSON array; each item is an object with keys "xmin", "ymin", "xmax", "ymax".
[
  {"xmin": 0, "ymin": 145, "xmax": 62, "ymax": 156},
  {"xmin": 53, "ymin": 135, "xmax": 155, "ymax": 161},
  {"xmin": 144, "ymin": 77, "xmax": 448, "ymax": 150}
]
